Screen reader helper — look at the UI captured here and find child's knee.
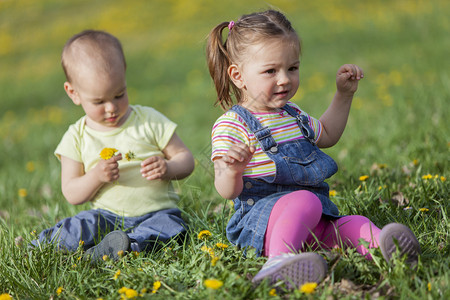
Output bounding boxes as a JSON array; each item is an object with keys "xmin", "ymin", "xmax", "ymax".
[
  {"xmin": 279, "ymin": 190, "xmax": 323, "ymax": 217},
  {"xmin": 338, "ymin": 215, "xmax": 375, "ymax": 229}
]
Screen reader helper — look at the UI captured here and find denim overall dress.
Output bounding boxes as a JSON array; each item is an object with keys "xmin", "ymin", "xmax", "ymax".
[{"xmin": 225, "ymin": 104, "xmax": 341, "ymax": 256}]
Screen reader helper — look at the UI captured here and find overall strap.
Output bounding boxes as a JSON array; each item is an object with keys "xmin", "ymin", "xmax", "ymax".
[
  {"xmin": 229, "ymin": 105, "xmax": 279, "ymax": 154},
  {"xmin": 281, "ymin": 104, "xmax": 316, "ymax": 145}
]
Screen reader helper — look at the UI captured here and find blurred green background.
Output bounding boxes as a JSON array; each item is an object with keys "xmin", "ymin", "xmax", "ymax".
[{"xmin": 0, "ymin": 0, "xmax": 449, "ymax": 223}]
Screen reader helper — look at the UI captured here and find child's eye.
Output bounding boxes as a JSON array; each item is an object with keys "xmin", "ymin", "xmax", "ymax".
[
  {"xmin": 115, "ymin": 93, "xmax": 124, "ymax": 99},
  {"xmin": 265, "ymin": 69, "xmax": 276, "ymax": 74},
  {"xmin": 289, "ymin": 66, "xmax": 299, "ymax": 72}
]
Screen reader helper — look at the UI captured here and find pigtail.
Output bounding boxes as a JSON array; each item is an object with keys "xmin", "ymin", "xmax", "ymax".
[{"xmin": 206, "ymin": 22, "xmax": 240, "ymax": 110}]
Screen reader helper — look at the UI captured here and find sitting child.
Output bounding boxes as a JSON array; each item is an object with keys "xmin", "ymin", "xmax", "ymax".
[
  {"xmin": 33, "ymin": 30, "xmax": 195, "ymax": 262},
  {"xmin": 206, "ymin": 10, "xmax": 420, "ymax": 289}
]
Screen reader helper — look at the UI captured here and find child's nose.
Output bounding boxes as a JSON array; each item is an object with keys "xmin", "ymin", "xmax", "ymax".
[
  {"xmin": 105, "ymin": 101, "xmax": 117, "ymax": 112},
  {"xmin": 277, "ymin": 71, "xmax": 290, "ymax": 85}
]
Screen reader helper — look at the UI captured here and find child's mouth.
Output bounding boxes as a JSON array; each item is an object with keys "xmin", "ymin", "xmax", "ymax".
[
  {"xmin": 275, "ymin": 91, "xmax": 288, "ymax": 97},
  {"xmin": 106, "ymin": 116, "xmax": 118, "ymax": 122}
]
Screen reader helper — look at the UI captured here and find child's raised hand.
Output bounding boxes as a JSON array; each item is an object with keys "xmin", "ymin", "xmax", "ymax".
[
  {"xmin": 336, "ymin": 64, "xmax": 364, "ymax": 94},
  {"xmin": 95, "ymin": 154, "xmax": 122, "ymax": 183},
  {"xmin": 140, "ymin": 156, "xmax": 168, "ymax": 180}
]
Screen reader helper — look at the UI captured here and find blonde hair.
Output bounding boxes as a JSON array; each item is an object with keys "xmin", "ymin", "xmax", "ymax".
[
  {"xmin": 206, "ymin": 10, "xmax": 300, "ymax": 110},
  {"xmin": 61, "ymin": 30, "xmax": 126, "ymax": 83}
]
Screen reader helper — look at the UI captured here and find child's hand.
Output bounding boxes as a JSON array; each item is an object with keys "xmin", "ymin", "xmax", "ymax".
[
  {"xmin": 336, "ymin": 64, "xmax": 364, "ymax": 95},
  {"xmin": 140, "ymin": 156, "xmax": 168, "ymax": 180},
  {"xmin": 221, "ymin": 143, "xmax": 256, "ymax": 174},
  {"xmin": 95, "ymin": 154, "xmax": 122, "ymax": 183},
  {"xmin": 213, "ymin": 143, "xmax": 256, "ymax": 199}
]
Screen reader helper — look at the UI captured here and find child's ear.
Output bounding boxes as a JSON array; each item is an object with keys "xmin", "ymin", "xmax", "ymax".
[
  {"xmin": 228, "ymin": 64, "xmax": 245, "ymax": 89},
  {"xmin": 64, "ymin": 82, "xmax": 81, "ymax": 105}
]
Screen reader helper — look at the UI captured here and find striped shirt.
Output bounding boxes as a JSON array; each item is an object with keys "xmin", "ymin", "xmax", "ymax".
[{"xmin": 211, "ymin": 102, "xmax": 323, "ymax": 177}]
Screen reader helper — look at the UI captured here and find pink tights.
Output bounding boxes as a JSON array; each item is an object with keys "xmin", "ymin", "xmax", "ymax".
[{"xmin": 263, "ymin": 190, "xmax": 381, "ymax": 259}]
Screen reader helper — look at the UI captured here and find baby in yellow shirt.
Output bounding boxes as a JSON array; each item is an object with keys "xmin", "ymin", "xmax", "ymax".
[{"xmin": 32, "ymin": 30, "xmax": 194, "ymax": 262}]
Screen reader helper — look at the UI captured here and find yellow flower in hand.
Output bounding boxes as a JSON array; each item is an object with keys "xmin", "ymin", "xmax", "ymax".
[
  {"xmin": 100, "ymin": 148, "xmax": 118, "ymax": 160},
  {"xmin": 124, "ymin": 151, "xmax": 136, "ymax": 161}
]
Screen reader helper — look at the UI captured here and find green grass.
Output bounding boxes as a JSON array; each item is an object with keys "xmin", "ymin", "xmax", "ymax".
[{"xmin": 0, "ymin": 0, "xmax": 449, "ymax": 299}]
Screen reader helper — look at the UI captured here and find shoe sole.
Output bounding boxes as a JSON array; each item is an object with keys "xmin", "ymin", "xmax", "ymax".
[
  {"xmin": 252, "ymin": 253, "xmax": 327, "ymax": 290},
  {"xmin": 379, "ymin": 223, "xmax": 420, "ymax": 266},
  {"xmin": 84, "ymin": 230, "xmax": 130, "ymax": 263}
]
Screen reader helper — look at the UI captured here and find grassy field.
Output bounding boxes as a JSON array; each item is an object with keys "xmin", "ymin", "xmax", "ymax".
[{"xmin": 0, "ymin": 0, "xmax": 449, "ymax": 299}]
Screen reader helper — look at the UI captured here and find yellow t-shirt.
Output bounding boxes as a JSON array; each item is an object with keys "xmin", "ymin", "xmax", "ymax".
[{"xmin": 55, "ymin": 105, "xmax": 179, "ymax": 217}]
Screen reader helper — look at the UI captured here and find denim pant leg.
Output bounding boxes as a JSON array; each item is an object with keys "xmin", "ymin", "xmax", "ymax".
[
  {"xmin": 127, "ymin": 208, "xmax": 187, "ymax": 252},
  {"xmin": 33, "ymin": 209, "xmax": 115, "ymax": 251}
]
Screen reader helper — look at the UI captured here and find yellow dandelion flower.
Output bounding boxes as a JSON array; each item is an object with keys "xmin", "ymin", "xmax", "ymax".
[
  {"xmin": 359, "ymin": 175, "xmax": 369, "ymax": 181},
  {"xmin": 427, "ymin": 282, "xmax": 431, "ymax": 291},
  {"xmin": 72, "ymin": 263, "xmax": 77, "ymax": 268},
  {"xmin": 124, "ymin": 289, "xmax": 138, "ymax": 299},
  {"xmin": 204, "ymin": 278, "xmax": 223, "ymax": 289},
  {"xmin": 117, "ymin": 250, "xmax": 124, "ymax": 258},
  {"xmin": 440, "ymin": 176, "xmax": 446, "ymax": 182},
  {"xmin": 378, "ymin": 163, "xmax": 387, "ymax": 169},
  {"xmin": 215, "ymin": 242, "xmax": 229, "ymax": 249},
  {"xmin": 201, "ymin": 245, "xmax": 215, "ymax": 257},
  {"xmin": 18, "ymin": 188, "xmax": 27, "ymax": 197},
  {"xmin": 412, "ymin": 159, "xmax": 419, "ymax": 166},
  {"xmin": 113, "ymin": 270, "xmax": 121, "ymax": 280},
  {"xmin": 198, "ymin": 230, "xmax": 212, "ymax": 239},
  {"xmin": 0, "ymin": 294, "xmax": 12, "ymax": 300},
  {"xmin": 422, "ymin": 174, "xmax": 433, "ymax": 180},
  {"xmin": 118, "ymin": 287, "xmax": 138, "ymax": 298},
  {"xmin": 79, "ymin": 240, "xmax": 85, "ymax": 246},
  {"xmin": 26, "ymin": 161, "xmax": 35, "ymax": 172},
  {"xmin": 96, "ymin": 298, "xmax": 104, "ymax": 300},
  {"xmin": 300, "ymin": 282, "xmax": 317, "ymax": 294},
  {"xmin": 140, "ymin": 288, "xmax": 148, "ymax": 295},
  {"xmin": 30, "ymin": 230, "xmax": 36, "ymax": 236},
  {"xmin": 102, "ymin": 254, "xmax": 109, "ymax": 261},
  {"xmin": 99, "ymin": 147, "xmax": 118, "ymax": 160},
  {"xmin": 211, "ymin": 256, "xmax": 219, "ymax": 266},
  {"xmin": 269, "ymin": 288, "xmax": 277, "ymax": 296},
  {"xmin": 152, "ymin": 281, "xmax": 161, "ymax": 293},
  {"xmin": 329, "ymin": 190, "xmax": 337, "ymax": 197},
  {"xmin": 56, "ymin": 286, "xmax": 64, "ymax": 295},
  {"xmin": 419, "ymin": 208, "xmax": 429, "ymax": 212}
]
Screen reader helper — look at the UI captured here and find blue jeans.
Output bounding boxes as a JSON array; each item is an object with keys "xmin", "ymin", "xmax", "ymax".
[{"xmin": 33, "ymin": 208, "xmax": 187, "ymax": 252}]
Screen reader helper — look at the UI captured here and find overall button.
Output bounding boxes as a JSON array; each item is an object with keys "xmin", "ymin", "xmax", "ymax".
[
  {"xmin": 245, "ymin": 182, "xmax": 252, "ymax": 189},
  {"xmin": 270, "ymin": 146, "xmax": 278, "ymax": 153},
  {"xmin": 247, "ymin": 198, "xmax": 255, "ymax": 206}
]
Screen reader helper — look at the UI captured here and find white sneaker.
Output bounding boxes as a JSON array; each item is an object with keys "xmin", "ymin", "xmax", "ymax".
[
  {"xmin": 379, "ymin": 223, "xmax": 420, "ymax": 267},
  {"xmin": 252, "ymin": 252, "xmax": 327, "ymax": 290}
]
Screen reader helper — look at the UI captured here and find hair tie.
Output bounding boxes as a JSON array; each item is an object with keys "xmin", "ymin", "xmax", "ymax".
[{"xmin": 228, "ymin": 21, "xmax": 235, "ymax": 30}]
